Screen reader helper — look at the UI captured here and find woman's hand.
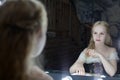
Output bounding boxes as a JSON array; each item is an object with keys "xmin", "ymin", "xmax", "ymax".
[
  {"xmin": 74, "ymin": 64, "xmax": 85, "ymax": 75},
  {"xmin": 87, "ymin": 49, "xmax": 100, "ymax": 58},
  {"xmin": 70, "ymin": 63, "xmax": 85, "ymax": 75}
]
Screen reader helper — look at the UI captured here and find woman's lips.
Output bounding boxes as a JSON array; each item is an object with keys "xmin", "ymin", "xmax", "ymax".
[{"xmin": 96, "ymin": 39, "xmax": 101, "ymax": 41}]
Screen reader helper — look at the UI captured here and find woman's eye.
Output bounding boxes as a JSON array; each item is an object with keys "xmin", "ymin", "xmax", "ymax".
[
  {"xmin": 100, "ymin": 33, "xmax": 104, "ymax": 35},
  {"xmin": 93, "ymin": 32, "xmax": 97, "ymax": 34}
]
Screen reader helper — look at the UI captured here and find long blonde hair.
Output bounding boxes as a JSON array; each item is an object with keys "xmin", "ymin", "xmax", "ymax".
[
  {"xmin": 87, "ymin": 21, "xmax": 112, "ymax": 49},
  {"xmin": 0, "ymin": 0, "xmax": 47, "ymax": 80}
]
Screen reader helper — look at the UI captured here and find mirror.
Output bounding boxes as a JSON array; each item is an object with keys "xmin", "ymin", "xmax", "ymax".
[{"xmin": 36, "ymin": 0, "xmax": 120, "ymax": 78}]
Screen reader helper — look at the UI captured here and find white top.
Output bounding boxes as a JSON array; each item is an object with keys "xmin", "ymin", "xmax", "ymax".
[{"xmin": 78, "ymin": 50, "xmax": 119, "ymax": 63}]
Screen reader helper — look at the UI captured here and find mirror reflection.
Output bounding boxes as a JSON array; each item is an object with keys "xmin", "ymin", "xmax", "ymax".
[{"xmin": 37, "ymin": 0, "xmax": 120, "ymax": 79}]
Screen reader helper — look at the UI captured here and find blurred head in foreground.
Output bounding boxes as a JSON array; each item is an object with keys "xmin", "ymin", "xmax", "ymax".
[{"xmin": 0, "ymin": 0, "xmax": 48, "ymax": 80}]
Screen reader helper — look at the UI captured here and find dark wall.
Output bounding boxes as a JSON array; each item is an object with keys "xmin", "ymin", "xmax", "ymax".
[{"xmin": 38, "ymin": 0, "xmax": 92, "ymax": 71}]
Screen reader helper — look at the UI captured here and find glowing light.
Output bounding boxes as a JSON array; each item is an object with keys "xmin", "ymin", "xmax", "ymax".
[
  {"xmin": 45, "ymin": 71, "xmax": 49, "ymax": 74},
  {"xmin": 61, "ymin": 76, "xmax": 73, "ymax": 80},
  {"xmin": 100, "ymin": 75, "xmax": 106, "ymax": 78},
  {"xmin": 0, "ymin": 1, "xmax": 2, "ymax": 5},
  {"xmin": 97, "ymin": 78, "xmax": 103, "ymax": 80},
  {"xmin": 0, "ymin": 0, "xmax": 6, "ymax": 6}
]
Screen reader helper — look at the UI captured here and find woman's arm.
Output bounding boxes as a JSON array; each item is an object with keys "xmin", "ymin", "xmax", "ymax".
[
  {"xmin": 89, "ymin": 48, "xmax": 117, "ymax": 76},
  {"xmin": 69, "ymin": 48, "xmax": 88, "ymax": 75},
  {"xmin": 69, "ymin": 59, "xmax": 85, "ymax": 75},
  {"xmin": 98, "ymin": 53, "xmax": 117, "ymax": 77}
]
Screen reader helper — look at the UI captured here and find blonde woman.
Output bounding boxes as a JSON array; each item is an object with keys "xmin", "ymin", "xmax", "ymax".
[
  {"xmin": 0, "ymin": 0, "xmax": 53, "ymax": 80},
  {"xmin": 69, "ymin": 21, "xmax": 119, "ymax": 77}
]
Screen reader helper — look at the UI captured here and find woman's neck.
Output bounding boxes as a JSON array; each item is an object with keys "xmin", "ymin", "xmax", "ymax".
[{"xmin": 95, "ymin": 43, "xmax": 107, "ymax": 51}]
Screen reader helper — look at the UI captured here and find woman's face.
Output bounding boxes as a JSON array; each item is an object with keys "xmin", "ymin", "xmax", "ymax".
[{"xmin": 92, "ymin": 25, "xmax": 107, "ymax": 44}]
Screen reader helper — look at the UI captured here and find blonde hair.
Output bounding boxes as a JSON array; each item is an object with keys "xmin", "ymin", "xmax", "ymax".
[
  {"xmin": 87, "ymin": 21, "xmax": 112, "ymax": 49},
  {"xmin": 0, "ymin": 0, "xmax": 47, "ymax": 80}
]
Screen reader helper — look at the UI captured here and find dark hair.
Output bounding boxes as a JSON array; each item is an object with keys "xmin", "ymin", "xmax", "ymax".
[{"xmin": 0, "ymin": 0, "xmax": 47, "ymax": 80}]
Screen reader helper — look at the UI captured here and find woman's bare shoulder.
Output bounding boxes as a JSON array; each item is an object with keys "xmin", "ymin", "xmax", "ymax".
[
  {"xmin": 107, "ymin": 47, "xmax": 119, "ymax": 60},
  {"xmin": 107, "ymin": 47, "xmax": 118, "ymax": 57},
  {"xmin": 83, "ymin": 48, "xmax": 88, "ymax": 51},
  {"xmin": 108, "ymin": 47, "xmax": 116, "ymax": 52}
]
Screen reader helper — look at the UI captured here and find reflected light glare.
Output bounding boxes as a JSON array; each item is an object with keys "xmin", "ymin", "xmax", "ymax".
[
  {"xmin": 62, "ymin": 76, "xmax": 73, "ymax": 80},
  {"xmin": 45, "ymin": 71, "xmax": 49, "ymax": 74},
  {"xmin": 100, "ymin": 75, "xmax": 106, "ymax": 78},
  {"xmin": 0, "ymin": 0, "xmax": 6, "ymax": 6},
  {"xmin": 97, "ymin": 78, "xmax": 103, "ymax": 80},
  {"xmin": 94, "ymin": 77, "xmax": 103, "ymax": 80},
  {"xmin": 0, "ymin": 1, "xmax": 2, "ymax": 5}
]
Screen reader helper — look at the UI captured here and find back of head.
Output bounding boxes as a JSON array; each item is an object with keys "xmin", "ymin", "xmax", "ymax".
[{"xmin": 0, "ymin": 0, "xmax": 47, "ymax": 80}]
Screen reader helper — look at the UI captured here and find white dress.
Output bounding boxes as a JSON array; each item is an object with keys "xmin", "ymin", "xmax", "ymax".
[
  {"xmin": 78, "ymin": 50, "xmax": 119, "ymax": 63},
  {"xmin": 78, "ymin": 49, "xmax": 119, "ymax": 76}
]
